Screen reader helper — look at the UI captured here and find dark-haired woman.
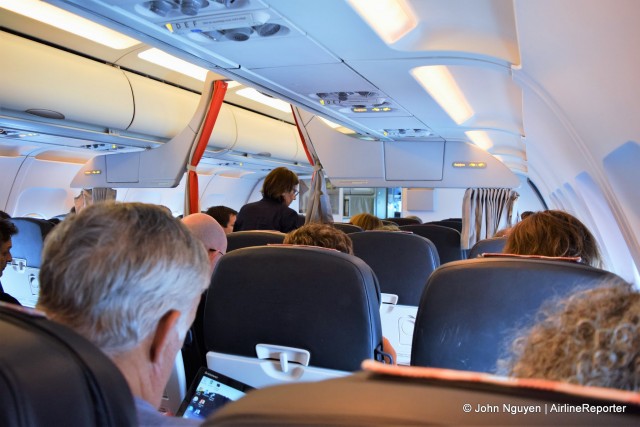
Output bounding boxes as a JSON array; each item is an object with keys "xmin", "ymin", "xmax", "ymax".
[{"xmin": 233, "ymin": 167, "xmax": 304, "ymax": 233}]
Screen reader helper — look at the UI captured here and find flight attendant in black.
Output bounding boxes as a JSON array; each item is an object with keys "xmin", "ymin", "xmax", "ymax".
[{"xmin": 234, "ymin": 167, "xmax": 304, "ymax": 233}]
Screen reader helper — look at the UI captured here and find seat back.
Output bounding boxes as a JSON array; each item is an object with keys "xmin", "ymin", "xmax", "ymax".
[
  {"xmin": 411, "ymin": 257, "xmax": 622, "ymax": 373},
  {"xmin": 225, "ymin": 230, "xmax": 284, "ymax": 252},
  {"xmin": 331, "ymin": 223, "xmax": 363, "ymax": 234},
  {"xmin": 0, "ymin": 304, "xmax": 136, "ymax": 427},
  {"xmin": 350, "ymin": 231, "xmax": 439, "ymax": 306},
  {"xmin": 208, "ymin": 361, "xmax": 640, "ymax": 426},
  {"xmin": 203, "ymin": 245, "xmax": 383, "ymax": 387},
  {"xmin": 383, "ymin": 217, "xmax": 421, "ymax": 226},
  {"xmin": 351, "ymin": 231, "xmax": 440, "ymax": 365},
  {"xmin": 3, "ymin": 218, "xmax": 54, "ymax": 307},
  {"xmin": 427, "ymin": 219, "xmax": 463, "ymax": 232},
  {"xmin": 399, "ymin": 224, "xmax": 464, "ymax": 264},
  {"xmin": 468, "ymin": 237, "xmax": 507, "ymax": 259}
]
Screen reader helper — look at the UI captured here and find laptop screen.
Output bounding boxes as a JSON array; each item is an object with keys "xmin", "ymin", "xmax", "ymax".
[{"xmin": 175, "ymin": 367, "xmax": 253, "ymax": 420}]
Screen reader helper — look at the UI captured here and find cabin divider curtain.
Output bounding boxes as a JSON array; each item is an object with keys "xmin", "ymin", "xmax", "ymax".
[
  {"xmin": 184, "ymin": 79, "xmax": 228, "ymax": 215},
  {"xmin": 291, "ymin": 106, "xmax": 333, "ymax": 224},
  {"xmin": 74, "ymin": 188, "xmax": 116, "ymax": 213},
  {"xmin": 461, "ymin": 188, "xmax": 519, "ymax": 250}
]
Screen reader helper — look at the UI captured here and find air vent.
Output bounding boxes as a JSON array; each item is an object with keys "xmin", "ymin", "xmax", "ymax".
[{"xmin": 384, "ymin": 129, "xmax": 433, "ymax": 138}]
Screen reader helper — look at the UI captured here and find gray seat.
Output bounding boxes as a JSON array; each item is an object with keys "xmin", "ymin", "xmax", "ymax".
[
  {"xmin": 2, "ymin": 218, "xmax": 54, "ymax": 307},
  {"xmin": 468, "ymin": 237, "xmax": 507, "ymax": 259},
  {"xmin": 203, "ymin": 245, "xmax": 385, "ymax": 387},
  {"xmin": 331, "ymin": 223, "xmax": 363, "ymax": 234},
  {"xmin": 207, "ymin": 363, "xmax": 640, "ymax": 426},
  {"xmin": 426, "ymin": 219, "xmax": 463, "ymax": 232},
  {"xmin": 384, "ymin": 217, "xmax": 422, "ymax": 226},
  {"xmin": 410, "ymin": 257, "xmax": 623, "ymax": 373},
  {"xmin": 0, "ymin": 304, "xmax": 136, "ymax": 426},
  {"xmin": 351, "ymin": 231, "xmax": 439, "ymax": 306},
  {"xmin": 226, "ymin": 230, "xmax": 284, "ymax": 252},
  {"xmin": 399, "ymin": 224, "xmax": 464, "ymax": 264}
]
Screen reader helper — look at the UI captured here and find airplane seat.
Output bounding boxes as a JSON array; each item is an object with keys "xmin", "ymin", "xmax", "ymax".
[
  {"xmin": 207, "ymin": 360, "xmax": 640, "ymax": 426},
  {"xmin": 0, "ymin": 303, "xmax": 136, "ymax": 426},
  {"xmin": 410, "ymin": 257, "xmax": 623, "ymax": 373},
  {"xmin": 384, "ymin": 217, "xmax": 422, "ymax": 226},
  {"xmin": 331, "ymin": 223, "xmax": 363, "ymax": 234},
  {"xmin": 203, "ymin": 245, "xmax": 385, "ymax": 388},
  {"xmin": 351, "ymin": 231, "xmax": 440, "ymax": 365},
  {"xmin": 426, "ymin": 219, "xmax": 463, "ymax": 232},
  {"xmin": 225, "ymin": 230, "xmax": 285, "ymax": 252},
  {"xmin": 2, "ymin": 218, "xmax": 55, "ymax": 307},
  {"xmin": 468, "ymin": 237, "xmax": 508, "ymax": 259},
  {"xmin": 399, "ymin": 224, "xmax": 465, "ymax": 264}
]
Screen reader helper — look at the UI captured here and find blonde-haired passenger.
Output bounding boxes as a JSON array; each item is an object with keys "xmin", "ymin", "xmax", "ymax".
[{"xmin": 350, "ymin": 213, "xmax": 383, "ymax": 231}]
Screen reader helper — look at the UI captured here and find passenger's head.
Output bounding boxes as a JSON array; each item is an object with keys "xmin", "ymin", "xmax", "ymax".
[
  {"xmin": 284, "ymin": 223, "xmax": 353, "ymax": 255},
  {"xmin": 182, "ymin": 213, "xmax": 227, "ymax": 270},
  {"xmin": 0, "ymin": 219, "xmax": 17, "ymax": 277},
  {"xmin": 493, "ymin": 228, "xmax": 511, "ymax": 238},
  {"xmin": 205, "ymin": 205, "xmax": 238, "ymax": 234},
  {"xmin": 0, "ymin": 210, "xmax": 10, "ymax": 219},
  {"xmin": 262, "ymin": 167, "xmax": 299, "ymax": 206},
  {"xmin": 37, "ymin": 202, "xmax": 210, "ymax": 357},
  {"xmin": 378, "ymin": 224, "xmax": 401, "ymax": 231},
  {"xmin": 503, "ymin": 210, "xmax": 602, "ymax": 268},
  {"xmin": 501, "ymin": 280, "xmax": 640, "ymax": 391},
  {"xmin": 350, "ymin": 213, "xmax": 383, "ymax": 231}
]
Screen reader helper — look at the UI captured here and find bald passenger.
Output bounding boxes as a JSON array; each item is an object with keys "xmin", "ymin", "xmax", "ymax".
[{"xmin": 182, "ymin": 213, "xmax": 227, "ymax": 272}]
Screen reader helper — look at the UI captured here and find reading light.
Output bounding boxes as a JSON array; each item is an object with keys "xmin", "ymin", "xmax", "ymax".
[
  {"xmin": 348, "ymin": 0, "xmax": 417, "ymax": 44},
  {"xmin": 465, "ymin": 130, "xmax": 494, "ymax": 150},
  {"xmin": 0, "ymin": 0, "xmax": 139, "ymax": 49},
  {"xmin": 411, "ymin": 65, "xmax": 474, "ymax": 125},
  {"xmin": 236, "ymin": 88, "xmax": 292, "ymax": 113},
  {"xmin": 138, "ymin": 48, "xmax": 209, "ymax": 81}
]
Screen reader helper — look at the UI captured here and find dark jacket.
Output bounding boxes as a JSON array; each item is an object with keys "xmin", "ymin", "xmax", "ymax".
[
  {"xmin": 234, "ymin": 197, "xmax": 303, "ymax": 233},
  {"xmin": 0, "ymin": 282, "xmax": 21, "ymax": 306}
]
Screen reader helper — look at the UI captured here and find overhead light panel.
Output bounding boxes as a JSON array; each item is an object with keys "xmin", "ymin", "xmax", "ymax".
[
  {"xmin": 348, "ymin": 0, "xmax": 417, "ymax": 44},
  {"xmin": 0, "ymin": 0, "xmax": 139, "ymax": 49},
  {"xmin": 411, "ymin": 65, "xmax": 474, "ymax": 125},
  {"xmin": 465, "ymin": 130, "xmax": 494, "ymax": 150},
  {"xmin": 138, "ymin": 48, "xmax": 210, "ymax": 81},
  {"xmin": 236, "ymin": 88, "xmax": 291, "ymax": 113}
]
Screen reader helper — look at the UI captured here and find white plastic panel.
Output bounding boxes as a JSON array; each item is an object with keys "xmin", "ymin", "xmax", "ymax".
[
  {"xmin": 0, "ymin": 156, "xmax": 25, "ymax": 213},
  {"xmin": 6, "ymin": 157, "xmax": 84, "ymax": 218},
  {"xmin": 232, "ymin": 107, "xmax": 298, "ymax": 160},
  {"xmin": 384, "ymin": 142, "xmax": 445, "ymax": 181},
  {"xmin": 0, "ymin": 31, "xmax": 133, "ymax": 130},
  {"xmin": 380, "ymin": 304, "xmax": 418, "ymax": 366},
  {"xmin": 207, "ymin": 351, "xmax": 349, "ymax": 389},
  {"xmin": 575, "ymin": 172, "xmax": 638, "ymax": 283}
]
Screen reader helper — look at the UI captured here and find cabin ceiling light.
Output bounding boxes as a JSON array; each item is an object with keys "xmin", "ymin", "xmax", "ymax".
[
  {"xmin": 465, "ymin": 130, "xmax": 494, "ymax": 150},
  {"xmin": 347, "ymin": 0, "xmax": 417, "ymax": 44},
  {"xmin": 0, "ymin": 0, "xmax": 139, "ymax": 49},
  {"xmin": 411, "ymin": 65, "xmax": 474, "ymax": 125},
  {"xmin": 236, "ymin": 88, "xmax": 291, "ymax": 113},
  {"xmin": 138, "ymin": 48, "xmax": 210, "ymax": 81}
]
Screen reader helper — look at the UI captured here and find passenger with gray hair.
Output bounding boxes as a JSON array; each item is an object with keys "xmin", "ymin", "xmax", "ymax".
[{"xmin": 37, "ymin": 202, "xmax": 211, "ymax": 426}]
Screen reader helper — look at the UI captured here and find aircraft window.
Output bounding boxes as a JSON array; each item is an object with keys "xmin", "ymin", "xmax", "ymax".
[
  {"xmin": 14, "ymin": 187, "xmax": 68, "ymax": 219},
  {"xmin": 575, "ymin": 172, "xmax": 639, "ymax": 282}
]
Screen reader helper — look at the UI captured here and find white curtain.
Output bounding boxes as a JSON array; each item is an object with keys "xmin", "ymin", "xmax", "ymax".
[
  {"xmin": 291, "ymin": 106, "xmax": 333, "ymax": 224},
  {"xmin": 74, "ymin": 188, "xmax": 116, "ymax": 213},
  {"xmin": 461, "ymin": 188, "xmax": 519, "ymax": 249}
]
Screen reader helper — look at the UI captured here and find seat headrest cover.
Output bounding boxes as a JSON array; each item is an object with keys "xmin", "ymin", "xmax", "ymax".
[
  {"xmin": 351, "ymin": 231, "xmax": 440, "ymax": 305},
  {"xmin": 206, "ymin": 361, "xmax": 639, "ymax": 426},
  {"xmin": 411, "ymin": 257, "xmax": 623, "ymax": 373},
  {"xmin": 0, "ymin": 304, "xmax": 136, "ymax": 427},
  {"xmin": 8, "ymin": 218, "xmax": 54, "ymax": 268},
  {"xmin": 204, "ymin": 246, "xmax": 383, "ymax": 371}
]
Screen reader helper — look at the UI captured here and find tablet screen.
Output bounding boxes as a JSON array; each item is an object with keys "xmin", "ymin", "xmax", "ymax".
[{"xmin": 176, "ymin": 368, "xmax": 253, "ymax": 420}]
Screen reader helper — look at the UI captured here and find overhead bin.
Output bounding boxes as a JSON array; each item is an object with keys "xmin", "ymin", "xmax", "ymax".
[{"xmin": 0, "ymin": 31, "xmax": 134, "ymax": 130}]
